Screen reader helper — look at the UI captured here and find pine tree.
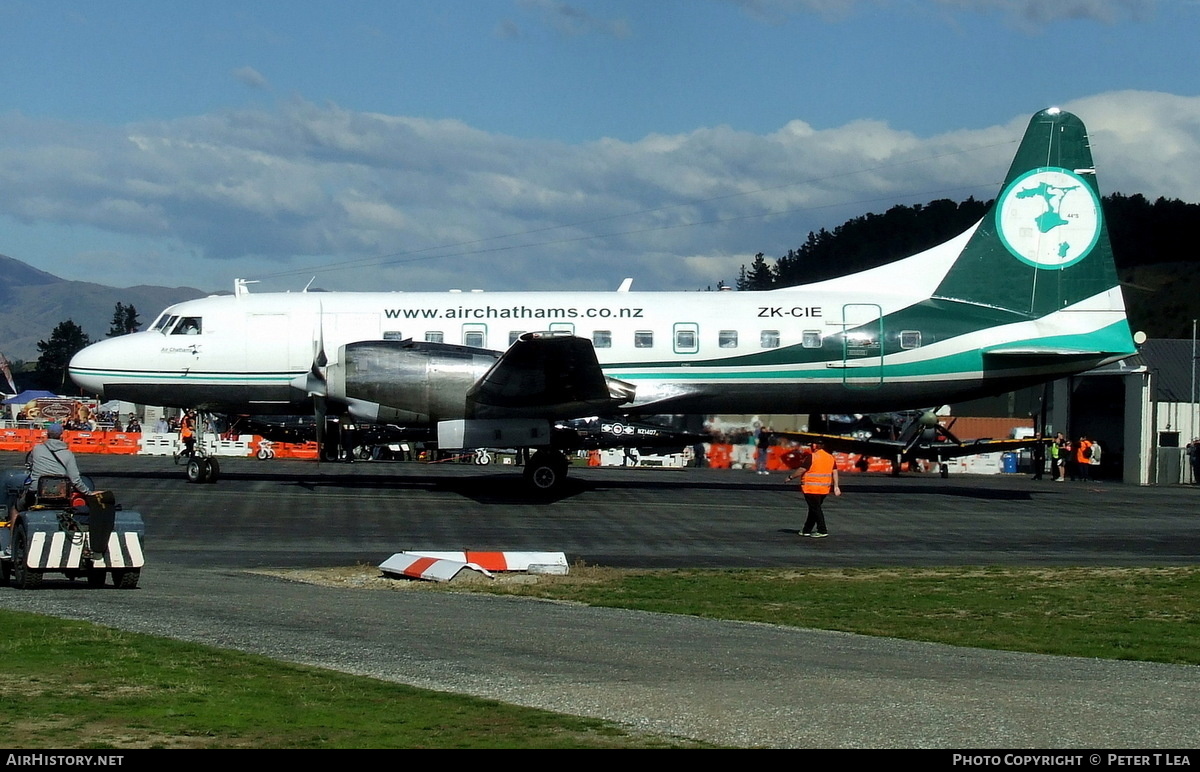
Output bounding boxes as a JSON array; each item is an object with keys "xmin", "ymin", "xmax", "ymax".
[
  {"xmin": 736, "ymin": 253, "xmax": 775, "ymax": 290},
  {"xmin": 107, "ymin": 302, "xmax": 141, "ymax": 337},
  {"xmin": 35, "ymin": 320, "xmax": 92, "ymax": 392}
]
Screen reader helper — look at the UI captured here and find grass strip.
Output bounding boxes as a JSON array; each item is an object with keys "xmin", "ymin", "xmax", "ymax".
[
  {"xmin": 444, "ymin": 565, "xmax": 1200, "ymax": 665},
  {"xmin": 0, "ymin": 610, "xmax": 703, "ymax": 749}
]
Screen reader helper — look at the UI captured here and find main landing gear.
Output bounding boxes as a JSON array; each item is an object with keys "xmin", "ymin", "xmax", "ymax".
[{"xmin": 523, "ymin": 449, "xmax": 569, "ymax": 493}]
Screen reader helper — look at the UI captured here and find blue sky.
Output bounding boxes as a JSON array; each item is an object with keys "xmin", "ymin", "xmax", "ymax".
[{"xmin": 1, "ymin": 0, "xmax": 1198, "ymax": 295}]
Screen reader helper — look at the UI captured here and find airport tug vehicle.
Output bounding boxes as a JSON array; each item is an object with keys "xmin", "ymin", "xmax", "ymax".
[{"xmin": 0, "ymin": 470, "xmax": 145, "ymax": 589}]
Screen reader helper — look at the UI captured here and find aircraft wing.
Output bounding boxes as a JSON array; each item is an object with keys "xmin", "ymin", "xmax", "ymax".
[
  {"xmin": 777, "ymin": 431, "xmax": 1046, "ymax": 462},
  {"xmin": 467, "ymin": 332, "xmax": 635, "ymax": 420},
  {"xmin": 556, "ymin": 418, "xmax": 709, "ymax": 451},
  {"xmin": 776, "ymin": 431, "xmax": 909, "ymax": 459},
  {"xmin": 900, "ymin": 436, "xmax": 1043, "ymax": 461}
]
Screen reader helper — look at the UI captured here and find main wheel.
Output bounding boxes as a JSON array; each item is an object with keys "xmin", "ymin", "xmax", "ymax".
[
  {"xmin": 524, "ymin": 450, "xmax": 568, "ymax": 493},
  {"xmin": 186, "ymin": 458, "xmax": 208, "ymax": 484},
  {"xmin": 111, "ymin": 569, "xmax": 140, "ymax": 589},
  {"xmin": 204, "ymin": 457, "xmax": 220, "ymax": 483},
  {"xmin": 12, "ymin": 526, "xmax": 43, "ymax": 590}
]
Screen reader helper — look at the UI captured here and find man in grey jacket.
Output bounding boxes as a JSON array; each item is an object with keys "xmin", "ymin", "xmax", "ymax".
[
  {"xmin": 28, "ymin": 423, "xmax": 92, "ymax": 497},
  {"xmin": 2, "ymin": 424, "xmax": 93, "ymax": 560}
]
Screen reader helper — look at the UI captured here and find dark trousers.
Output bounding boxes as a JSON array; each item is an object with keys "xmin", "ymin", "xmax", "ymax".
[{"xmin": 803, "ymin": 493, "xmax": 828, "ymax": 535}]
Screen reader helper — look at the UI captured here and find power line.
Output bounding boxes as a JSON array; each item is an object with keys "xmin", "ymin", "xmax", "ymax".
[{"xmin": 256, "ymin": 138, "xmax": 1016, "ymax": 282}]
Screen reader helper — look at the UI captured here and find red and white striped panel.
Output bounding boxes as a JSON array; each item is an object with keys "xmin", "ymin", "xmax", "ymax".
[
  {"xmin": 378, "ymin": 553, "xmax": 492, "ymax": 583},
  {"xmin": 402, "ymin": 551, "xmax": 568, "ymax": 572}
]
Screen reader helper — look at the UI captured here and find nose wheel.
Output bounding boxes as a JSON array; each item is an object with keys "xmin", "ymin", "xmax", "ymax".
[{"xmin": 185, "ymin": 456, "xmax": 220, "ymax": 484}]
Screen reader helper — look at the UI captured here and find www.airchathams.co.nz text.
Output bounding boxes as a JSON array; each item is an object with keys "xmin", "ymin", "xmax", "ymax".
[{"xmin": 381, "ymin": 305, "xmax": 826, "ymax": 320}]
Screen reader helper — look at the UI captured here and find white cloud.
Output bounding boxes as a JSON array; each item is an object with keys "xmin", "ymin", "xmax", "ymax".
[
  {"xmin": 0, "ymin": 90, "xmax": 1197, "ymax": 293},
  {"xmin": 517, "ymin": 0, "xmax": 632, "ymax": 38},
  {"xmin": 232, "ymin": 66, "xmax": 271, "ymax": 90},
  {"xmin": 728, "ymin": 0, "xmax": 1156, "ymax": 27},
  {"xmin": 935, "ymin": 0, "xmax": 1155, "ymax": 26}
]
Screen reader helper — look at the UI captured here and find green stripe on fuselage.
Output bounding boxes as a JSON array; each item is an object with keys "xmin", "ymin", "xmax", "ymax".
[
  {"xmin": 68, "ymin": 369, "xmax": 299, "ymax": 384},
  {"xmin": 608, "ymin": 319, "xmax": 1134, "ymax": 382}
]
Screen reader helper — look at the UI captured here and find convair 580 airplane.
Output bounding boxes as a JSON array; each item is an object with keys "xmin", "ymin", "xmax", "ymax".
[{"xmin": 70, "ymin": 108, "xmax": 1137, "ymax": 489}]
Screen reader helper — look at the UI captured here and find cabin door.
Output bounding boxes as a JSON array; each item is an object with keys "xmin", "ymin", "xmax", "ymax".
[{"xmin": 840, "ymin": 304, "xmax": 883, "ymax": 388}]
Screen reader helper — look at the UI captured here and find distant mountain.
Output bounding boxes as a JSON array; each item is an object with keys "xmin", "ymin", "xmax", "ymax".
[{"xmin": 0, "ymin": 253, "xmax": 207, "ymax": 362}]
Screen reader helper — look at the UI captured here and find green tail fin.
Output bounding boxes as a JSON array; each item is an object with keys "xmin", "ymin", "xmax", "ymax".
[{"xmin": 933, "ymin": 108, "xmax": 1121, "ymax": 318}]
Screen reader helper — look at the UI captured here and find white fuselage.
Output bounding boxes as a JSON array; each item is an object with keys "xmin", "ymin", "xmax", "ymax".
[{"xmin": 67, "ymin": 233, "xmax": 1126, "ymax": 420}]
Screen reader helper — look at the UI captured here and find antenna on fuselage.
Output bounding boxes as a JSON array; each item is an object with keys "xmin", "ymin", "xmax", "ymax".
[
  {"xmin": 303, "ymin": 277, "xmax": 317, "ymax": 292},
  {"xmin": 234, "ymin": 279, "xmax": 259, "ymax": 297}
]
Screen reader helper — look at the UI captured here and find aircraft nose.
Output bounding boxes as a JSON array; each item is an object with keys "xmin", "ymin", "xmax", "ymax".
[{"xmin": 69, "ymin": 338, "xmax": 117, "ymax": 396}]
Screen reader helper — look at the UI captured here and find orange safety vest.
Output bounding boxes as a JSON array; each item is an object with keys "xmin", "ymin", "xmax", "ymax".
[
  {"xmin": 181, "ymin": 416, "xmax": 194, "ymax": 439},
  {"xmin": 1075, "ymin": 440, "xmax": 1091, "ymax": 464},
  {"xmin": 801, "ymin": 450, "xmax": 835, "ymax": 495}
]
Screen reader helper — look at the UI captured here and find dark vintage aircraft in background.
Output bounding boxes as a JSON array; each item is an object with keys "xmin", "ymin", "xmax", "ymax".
[{"xmin": 782, "ymin": 410, "xmax": 1045, "ymax": 477}]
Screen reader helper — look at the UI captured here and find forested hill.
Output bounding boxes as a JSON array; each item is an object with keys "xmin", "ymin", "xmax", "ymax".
[{"xmin": 739, "ymin": 193, "xmax": 1200, "ymax": 339}]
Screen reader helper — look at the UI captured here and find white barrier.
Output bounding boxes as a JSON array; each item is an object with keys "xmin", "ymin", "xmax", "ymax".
[{"xmin": 138, "ymin": 433, "xmax": 256, "ymax": 457}]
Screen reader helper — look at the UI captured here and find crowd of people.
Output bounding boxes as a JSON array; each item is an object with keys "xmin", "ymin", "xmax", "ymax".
[
  {"xmin": 12, "ymin": 408, "xmax": 143, "ymax": 433},
  {"xmin": 1044, "ymin": 432, "xmax": 1103, "ymax": 481}
]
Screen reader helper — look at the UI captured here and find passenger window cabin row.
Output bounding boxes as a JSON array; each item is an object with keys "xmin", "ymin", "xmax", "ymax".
[
  {"xmin": 402, "ymin": 328, "xmax": 830, "ymax": 350},
  {"xmin": 154, "ymin": 315, "xmax": 922, "ymax": 352}
]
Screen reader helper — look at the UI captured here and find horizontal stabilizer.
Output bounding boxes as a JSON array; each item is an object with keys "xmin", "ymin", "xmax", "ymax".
[
  {"xmin": 984, "ymin": 346, "xmax": 1114, "ymax": 357},
  {"xmin": 982, "ymin": 345, "xmax": 1131, "ymax": 371}
]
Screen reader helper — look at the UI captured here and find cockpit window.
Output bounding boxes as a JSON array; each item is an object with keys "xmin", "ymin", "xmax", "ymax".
[
  {"xmin": 170, "ymin": 317, "xmax": 202, "ymax": 335},
  {"xmin": 153, "ymin": 314, "xmax": 177, "ymax": 333}
]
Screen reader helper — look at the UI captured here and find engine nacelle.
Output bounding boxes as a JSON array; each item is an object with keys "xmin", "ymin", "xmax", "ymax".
[{"xmin": 325, "ymin": 340, "xmax": 499, "ymax": 424}]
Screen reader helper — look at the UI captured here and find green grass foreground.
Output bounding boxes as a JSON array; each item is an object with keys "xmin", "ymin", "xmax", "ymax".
[
  {"xmin": 458, "ymin": 565, "xmax": 1200, "ymax": 665},
  {"xmin": 3, "ymin": 565, "xmax": 1197, "ymax": 748},
  {"xmin": 0, "ymin": 610, "xmax": 701, "ymax": 749}
]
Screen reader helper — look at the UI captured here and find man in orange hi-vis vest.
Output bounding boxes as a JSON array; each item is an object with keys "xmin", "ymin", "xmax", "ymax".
[
  {"xmin": 179, "ymin": 410, "xmax": 197, "ymax": 461},
  {"xmin": 785, "ymin": 440, "xmax": 841, "ymax": 538}
]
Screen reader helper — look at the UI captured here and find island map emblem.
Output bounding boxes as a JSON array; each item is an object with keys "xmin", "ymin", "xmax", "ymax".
[{"xmin": 995, "ymin": 167, "xmax": 1102, "ymax": 269}]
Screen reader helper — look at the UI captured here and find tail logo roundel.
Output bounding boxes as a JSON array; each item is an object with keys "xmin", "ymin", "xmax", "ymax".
[{"xmin": 995, "ymin": 167, "xmax": 1102, "ymax": 270}]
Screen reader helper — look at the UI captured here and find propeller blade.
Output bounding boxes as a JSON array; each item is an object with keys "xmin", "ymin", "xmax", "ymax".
[{"xmin": 314, "ymin": 301, "xmax": 328, "ymax": 369}]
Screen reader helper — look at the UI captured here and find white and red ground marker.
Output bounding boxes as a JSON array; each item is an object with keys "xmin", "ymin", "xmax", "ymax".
[{"xmin": 379, "ymin": 550, "xmax": 568, "ymax": 583}]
